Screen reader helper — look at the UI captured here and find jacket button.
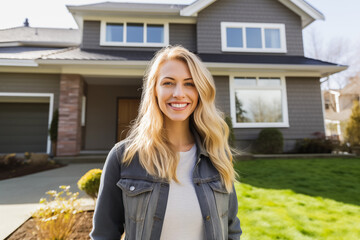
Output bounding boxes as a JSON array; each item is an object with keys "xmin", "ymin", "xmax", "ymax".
[
  {"xmin": 130, "ymin": 186, "xmax": 135, "ymax": 191},
  {"xmin": 206, "ymin": 216, "xmax": 210, "ymax": 221}
]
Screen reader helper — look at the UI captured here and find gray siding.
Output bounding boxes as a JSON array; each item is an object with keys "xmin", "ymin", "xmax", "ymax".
[
  {"xmin": 197, "ymin": 0, "xmax": 304, "ymax": 55},
  {"xmin": 0, "ymin": 73, "xmax": 60, "ymax": 109},
  {"xmin": 214, "ymin": 76, "xmax": 324, "ymax": 152},
  {"xmin": 82, "ymin": 21, "xmax": 197, "ymax": 52},
  {"xmin": 85, "ymin": 84, "xmax": 142, "ymax": 150},
  {"xmin": 214, "ymin": 76, "xmax": 231, "ymax": 114},
  {"xmin": 169, "ymin": 24, "xmax": 197, "ymax": 52}
]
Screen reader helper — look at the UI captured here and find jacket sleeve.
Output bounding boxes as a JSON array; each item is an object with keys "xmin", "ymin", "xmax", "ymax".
[
  {"xmin": 228, "ymin": 183, "xmax": 242, "ymax": 240},
  {"xmin": 90, "ymin": 144, "xmax": 125, "ymax": 240}
]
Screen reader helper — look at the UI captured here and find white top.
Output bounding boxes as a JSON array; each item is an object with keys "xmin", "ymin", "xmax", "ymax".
[{"xmin": 160, "ymin": 144, "xmax": 205, "ymax": 240}]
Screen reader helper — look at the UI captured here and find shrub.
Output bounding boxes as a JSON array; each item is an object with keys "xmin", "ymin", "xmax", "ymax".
[
  {"xmin": 224, "ymin": 115, "xmax": 235, "ymax": 147},
  {"xmin": 32, "ymin": 185, "xmax": 81, "ymax": 240},
  {"xmin": 30, "ymin": 153, "xmax": 49, "ymax": 165},
  {"xmin": 77, "ymin": 169, "xmax": 102, "ymax": 200},
  {"xmin": 0, "ymin": 153, "xmax": 22, "ymax": 168},
  {"xmin": 294, "ymin": 132, "xmax": 334, "ymax": 153},
  {"xmin": 255, "ymin": 128, "xmax": 283, "ymax": 154},
  {"xmin": 345, "ymin": 100, "xmax": 360, "ymax": 147}
]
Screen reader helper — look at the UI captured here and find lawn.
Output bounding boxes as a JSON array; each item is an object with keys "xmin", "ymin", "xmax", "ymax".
[{"xmin": 234, "ymin": 158, "xmax": 360, "ymax": 240}]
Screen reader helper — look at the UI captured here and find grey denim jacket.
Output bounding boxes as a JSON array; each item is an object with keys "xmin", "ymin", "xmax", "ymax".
[{"xmin": 90, "ymin": 130, "xmax": 242, "ymax": 240}]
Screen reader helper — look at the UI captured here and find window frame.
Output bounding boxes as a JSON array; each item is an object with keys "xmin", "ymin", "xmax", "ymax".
[
  {"xmin": 100, "ymin": 20, "xmax": 169, "ymax": 47},
  {"xmin": 221, "ymin": 22, "xmax": 287, "ymax": 53},
  {"xmin": 229, "ymin": 75, "xmax": 289, "ymax": 128}
]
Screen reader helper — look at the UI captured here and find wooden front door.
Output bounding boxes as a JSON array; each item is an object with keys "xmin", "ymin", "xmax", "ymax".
[{"xmin": 117, "ymin": 98, "xmax": 141, "ymax": 142}]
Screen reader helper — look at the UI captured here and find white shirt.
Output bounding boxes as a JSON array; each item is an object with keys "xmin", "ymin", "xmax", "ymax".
[{"xmin": 160, "ymin": 144, "xmax": 205, "ymax": 240}]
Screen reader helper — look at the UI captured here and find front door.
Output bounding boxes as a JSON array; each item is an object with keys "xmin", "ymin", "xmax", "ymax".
[{"xmin": 117, "ymin": 98, "xmax": 141, "ymax": 142}]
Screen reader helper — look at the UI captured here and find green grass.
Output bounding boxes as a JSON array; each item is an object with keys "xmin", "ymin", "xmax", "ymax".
[
  {"xmin": 234, "ymin": 158, "xmax": 360, "ymax": 205},
  {"xmin": 234, "ymin": 158, "xmax": 360, "ymax": 240}
]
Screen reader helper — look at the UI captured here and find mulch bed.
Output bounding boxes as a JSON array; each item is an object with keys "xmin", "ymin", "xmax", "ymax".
[
  {"xmin": 0, "ymin": 162, "xmax": 65, "ymax": 181},
  {"xmin": 6, "ymin": 211, "xmax": 93, "ymax": 240}
]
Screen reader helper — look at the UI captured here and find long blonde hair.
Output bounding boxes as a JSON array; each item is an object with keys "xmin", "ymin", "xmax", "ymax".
[{"xmin": 122, "ymin": 45, "xmax": 237, "ymax": 192}]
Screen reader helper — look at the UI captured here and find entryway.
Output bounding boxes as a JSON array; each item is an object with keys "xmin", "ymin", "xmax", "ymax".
[{"xmin": 117, "ymin": 98, "xmax": 141, "ymax": 142}]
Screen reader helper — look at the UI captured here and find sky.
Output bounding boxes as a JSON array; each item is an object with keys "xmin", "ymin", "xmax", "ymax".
[{"xmin": 0, "ymin": 0, "xmax": 359, "ymax": 88}]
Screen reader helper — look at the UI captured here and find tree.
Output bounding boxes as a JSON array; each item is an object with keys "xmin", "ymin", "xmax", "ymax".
[
  {"xmin": 303, "ymin": 27, "xmax": 359, "ymax": 90},
  {"xmin": 345, "ymin": 101, "xmax": 360, "ymax": 146}
]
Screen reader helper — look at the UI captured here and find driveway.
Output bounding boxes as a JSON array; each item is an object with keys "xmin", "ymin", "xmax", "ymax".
[{"xmin": 0, "ymin": 163, "xmax": 104, "ymax": 240}]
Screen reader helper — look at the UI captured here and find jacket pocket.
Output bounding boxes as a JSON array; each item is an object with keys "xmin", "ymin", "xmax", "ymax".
[
  {"xmin": 117, "ymin": 178, "xmax": 155, "ymax": 222},
  {"xmin": 208, "ymin": 180, "xmax": 229, "ymax": 218}
]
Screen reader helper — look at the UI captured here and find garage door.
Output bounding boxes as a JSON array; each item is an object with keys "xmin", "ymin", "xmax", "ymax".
[{"xmin": 0, "ymin": 102, "xmax": 49, "ymax": 153}]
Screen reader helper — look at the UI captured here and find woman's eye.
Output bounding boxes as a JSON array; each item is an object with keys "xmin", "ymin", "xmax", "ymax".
[
  {"xmin": 163, "ymin": 82, "xmax": 173, "ymax": 85},
  {"xmin": 185, "ymin": 82, "xmax": 195, "ymax": 86}
]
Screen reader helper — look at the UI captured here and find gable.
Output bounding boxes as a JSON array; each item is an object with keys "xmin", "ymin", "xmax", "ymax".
[{"xmin": 181, "ymin": 0, "xmax": 324, "ymax": 28}]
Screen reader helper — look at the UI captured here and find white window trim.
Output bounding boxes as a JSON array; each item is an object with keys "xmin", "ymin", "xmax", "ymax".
[
  {"xmin": 229, "ymin": 75, "xmax": 289, "ymax": 128},
  {"xmin": 100, "ymin": 20, "xmax": 169, "ymax": 47},
  {"xmin": 0, "ymin": 92, "xmax": 54, "ymax": 154},
  {"xmin": 221, "ymin": 22, "xmax": 287, "ymax": 53}
]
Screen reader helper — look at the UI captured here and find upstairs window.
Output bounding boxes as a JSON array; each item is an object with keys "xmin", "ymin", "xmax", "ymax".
[
  {"xmin": 221, "ymin": 22, "xmax": 287, "ymax": 53},
  {"xmin": 101, "ymin": 21, "xmax": 168, "ymax": 47}
]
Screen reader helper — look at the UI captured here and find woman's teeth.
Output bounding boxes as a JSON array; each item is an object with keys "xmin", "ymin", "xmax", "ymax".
[{"xmin": 170, "ymin": 103, "xmax": 187, "ymax": 108}]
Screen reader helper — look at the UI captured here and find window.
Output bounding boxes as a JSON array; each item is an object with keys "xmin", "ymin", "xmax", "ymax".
[
  {"xmin": 230, "ymin": 76, "xmax": 289, "ymax": 128},
  {"xmin": 221, "ymin": 22, "xmax": 287, "ymax": 53},
  {"xmin": 101, "ymin": 21, "xmax": 168, "ymax": 47}
]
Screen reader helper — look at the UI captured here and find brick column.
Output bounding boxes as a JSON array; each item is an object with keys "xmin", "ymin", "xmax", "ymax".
[{"xmin": 57, "ymin": 74, "xmax": 84, "ymax": 156}]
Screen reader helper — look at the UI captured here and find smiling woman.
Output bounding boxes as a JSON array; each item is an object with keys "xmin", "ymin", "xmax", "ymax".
[
  {"xmin": 155, "ymin": 59, "xmax": 199, "ymax": 125},
  {"xmin": 90, "ymin": 45, "xmax": 242, "ymax": 240}
]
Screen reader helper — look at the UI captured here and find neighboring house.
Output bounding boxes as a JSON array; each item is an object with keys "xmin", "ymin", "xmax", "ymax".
[
  {"xmin": 0, "ymin": 0, "xmax": 346, "ymax": 156},
  {"xmin": 323, "ymin": 74, "xmax": 360, "ymax": 141}
]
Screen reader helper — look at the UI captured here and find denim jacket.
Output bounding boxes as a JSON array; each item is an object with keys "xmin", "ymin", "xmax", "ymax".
[{"xmin": 90, "ymin": 129, "xmax": 242, "ymax": 240}]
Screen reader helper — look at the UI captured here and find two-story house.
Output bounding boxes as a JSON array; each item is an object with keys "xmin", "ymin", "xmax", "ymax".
[
  {"xmin": 323, "ymin": 74, "xmax": 360, "ymax": 141},
  {"xmin": 0, "ymin": 0, "xmax": 346, "ymax": 156}
]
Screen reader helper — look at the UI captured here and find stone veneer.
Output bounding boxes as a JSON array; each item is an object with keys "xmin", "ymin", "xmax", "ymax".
[{"xmin": 57, "ymin": 74, "xmax": 84, "ymax": 156}]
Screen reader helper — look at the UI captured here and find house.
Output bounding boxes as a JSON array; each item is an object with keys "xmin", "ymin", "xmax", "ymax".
[
  {"xmin": 323, "ymin": 74, "xmax": 360, "ymax": 141},
  {"xmin": 0, "ymin": 0, "xmax": 346, "ymax": 156}
]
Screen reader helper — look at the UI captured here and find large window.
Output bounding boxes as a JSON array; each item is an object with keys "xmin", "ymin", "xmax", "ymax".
[
  {"xmin": 101, "ymin": 21, "xmax": 168, "ymax": 47},
  {"xmin": 221, "ymin": 22, "xmax": 287, "ymax": 53},
  {"xmin": 230, "ymin": 76, "xmax": 289, "ymax": 128}
]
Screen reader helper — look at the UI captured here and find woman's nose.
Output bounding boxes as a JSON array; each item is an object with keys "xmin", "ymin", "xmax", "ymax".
[{"xmin": 173, "ymin": 84, "xmax": 185, "ymax": 98}]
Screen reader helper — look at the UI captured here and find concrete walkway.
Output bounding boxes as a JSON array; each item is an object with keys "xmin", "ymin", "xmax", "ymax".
[{"xmin": 0, "ymin": 163, "xmax": 104, "ymax": 240}]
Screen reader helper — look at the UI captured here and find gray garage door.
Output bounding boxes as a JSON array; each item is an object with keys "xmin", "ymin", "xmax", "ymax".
[{"xmin": 0, "ymin": 102, "xmax": 49, "ymax": 153}]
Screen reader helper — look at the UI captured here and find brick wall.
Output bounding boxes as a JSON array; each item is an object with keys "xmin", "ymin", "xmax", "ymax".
[{"xmin": 57, "ymin": 74, "xmax": 84, "ymax": 156}]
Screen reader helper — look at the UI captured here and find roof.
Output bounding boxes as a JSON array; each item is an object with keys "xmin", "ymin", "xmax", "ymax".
[
  {"xmin": 198, "ymin": 53, "xmax": 340, "ymax": 66},
  {"xmin": 0, "ymin": 46, "xmax": 67, "ymax": 60},
  {"xmin": 340, "ymin": 75, "xmax": 360, "ymax": 95},
  {"xmin": 67, "ymin": 0, "xmax": 324, "ymax": 28},
  {"xmin": 0, "ymin": 27, "xmax": 81, "ymax": 47},
  {"xmin": 67, "ymin": 2, "xmax": 186, "ymax": 15},
  {"xmin": 0, "ymin": 47, "xmax": 346, "ymax": 77}
]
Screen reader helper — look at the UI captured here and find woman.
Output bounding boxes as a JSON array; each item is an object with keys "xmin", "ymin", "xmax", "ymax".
[{"xmin": 90, "ymin": 45, "xmax": 242, "ymax": 240}]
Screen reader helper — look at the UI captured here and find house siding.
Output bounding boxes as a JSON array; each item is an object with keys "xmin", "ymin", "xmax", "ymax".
[
  {"xmin": 169, "ymin": 23, "xmax": 197, "ymax": 52},
  {"xmin": 85, "ymin": 84, "xmax": 142, "ymax": 150},
  {"xmin": 214, "ymin": 76, "xmax": 324, "ymax": 152},
  {"xmin": 214, "ymin": 76, "xmax": 231, "ymax": 114},
  {"xmin": 81, "ymin": 20, "xmax": 197, "ymax": 52},
  {"xmin": 197, "ymin": 0, "xmax": 304, "ymax": 55},
  {"xmin": 0, "ymin": 73, "xmax": 60, "ymax": 108}
]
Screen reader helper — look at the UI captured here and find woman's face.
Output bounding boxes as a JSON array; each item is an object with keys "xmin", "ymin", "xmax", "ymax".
[{"xmin": 155, "ymin": 59, "xmax": 199, "ymax": 125}]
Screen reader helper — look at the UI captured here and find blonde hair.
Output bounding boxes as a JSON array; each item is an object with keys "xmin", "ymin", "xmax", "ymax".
[{"xmin": 122, "ymin": 45, "xmax": 237, "ymax": 193}]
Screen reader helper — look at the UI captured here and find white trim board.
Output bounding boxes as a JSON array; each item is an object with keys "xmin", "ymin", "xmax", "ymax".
[{"xmin": 0, "ymin": 92, "xmax": 54, "ymax": 154}]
